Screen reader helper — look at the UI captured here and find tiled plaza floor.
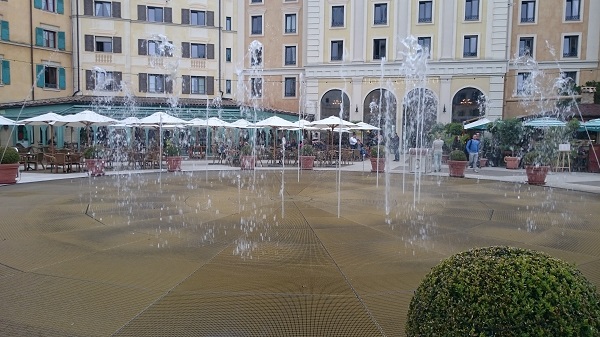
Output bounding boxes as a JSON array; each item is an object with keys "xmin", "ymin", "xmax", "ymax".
[{"xmin": 1, "ymin": 169, "xmax": 599, "ymax": 336}]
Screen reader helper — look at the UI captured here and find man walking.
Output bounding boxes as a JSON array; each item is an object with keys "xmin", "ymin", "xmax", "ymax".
[
  {"xmin": 466, "ymin": 133, "xmax": 481, "ymax": 173},
  {"xmin": 391, "ymin": 132, "xmax": 400, "ymax": 161},
  {"xmin": 432, "ymin": 135, "xmax": 444, "ymax": 172}
]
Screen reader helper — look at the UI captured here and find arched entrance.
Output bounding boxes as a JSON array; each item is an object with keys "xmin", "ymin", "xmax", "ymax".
[
  {"xmin": 452, "ymin": 87, "xmax": 486, "ymax": 123},
  {"xmin": 320, "ymin": 90, "xmax": 350, "ymax": 120},
  {"xmin": 362, "ymin": 88, "xmax": 397, "ymax": 129},
  {"xmin": 401, "ymin": 88, "xmax": 438, "ymax": 148}
]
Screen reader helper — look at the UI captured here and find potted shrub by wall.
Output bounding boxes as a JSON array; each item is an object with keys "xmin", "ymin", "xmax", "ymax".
[
  {"xmin": 239, "ymin": 144, "xmax": 255, "ymax": 170},
  {"xmin": 489, "ymin": 118, "xmax": 524, "ymax": 169},
  {"xmin": 299, "ymin": 144, "xmax": 316, "ymax": 170},
  {"xmin": 370, "ymin": 145, "xmax": 385, "ymax": 172},
  {"xmin": 447, "ymin": 149, "xmax": 468, "ymax": 177},
  {"xmin": 164, "ymin": 141, "xmax": 182, "ymax": 172},
  {"xmin": 0, "ymin": 147, "xmax": 21, "ymax": 184},
  {"xmin": 83, "ymin": 146, "xmax": 105, "ymax": 176},
  {"xmin": 522, "ymin": 150, "xmax": 551, "ymax": 185}
]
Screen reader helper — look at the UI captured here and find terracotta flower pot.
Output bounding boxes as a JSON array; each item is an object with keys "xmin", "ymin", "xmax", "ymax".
[
  {"xmin": 166, "ymin": 156, "xmax": 182, "ymax": 172},
  {"xmin": 504, "ymin": 156, "xmax": 519, "ymax": 169},
  {"xmin": 240, "ymin": 155, "xmax": 255, "ymax": 170},
  {"xmin": 525, "ymin": 165, "xmax": 550, "ymax": 185},
  {"xmin": 85, "ymin": 159, "xmax": 105, "ymax": 177},
  {"xmin": 370, "ymin": 157, "xmax": 385, "ymax": 172},
  {"xmin": 0, "ymin": 163, "xmax": 20, "ymax": 184},
  {"xmin": 299, "ymin": 155, "xmax": 315, "ymax": 170},
  {"xmin": 448, "ymin": 160, "xmax": 467, "ymax": 178}
]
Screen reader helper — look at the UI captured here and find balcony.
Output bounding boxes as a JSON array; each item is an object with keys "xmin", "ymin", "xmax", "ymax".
[
  {"xmin": 331, "ymin": 21, "xmax": 344, "ymax": 27},
  {"xmin": 191, "ymin": 59, "xmax": 206, "ymax": 68},
  {"xmin": 374, "ymin": 19, "xmax": 387, "ymax": 25},
  {"xmin": 465, "ymin": 14, "xmax": 479, "ymax": 21},
  {"xmin": 284, "ymin": 28, "xmax": 296, "ymax": 34},
  {"xmin": 565, "ymin": 14, "xmax": 580, "ymax": 21},
  {"xmin": 562, "ymin": 51, "xmax": 578, "ymax": 58},
  {"xmin": 95, "ymin": 54, "xmax": 112, "ymax": 63},
  {"xmin": 463, "ymin": 52, "xmax": 477, "ymax": 57},
  {"xmin": 520, "ymin": 16, "xmax": 535, "ymax": 23},
  {"xmin": 418, "ymin": 16, "xmax": 432, "ymax": 23}
]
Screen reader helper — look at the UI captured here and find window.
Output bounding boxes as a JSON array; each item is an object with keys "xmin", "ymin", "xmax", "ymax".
[
  {"xmin": 147, "ymin": 6, "xmax": 164, "ymax": 22},
  {"xmin": 373, "ymin": 39, "xmax": 386, "ymax": 60},
  {"xmin": 331, "ymin": 6, "xmax": 344, "ymax": 27},
  {"xmin": 251, "ymin": 0, "xmax": 262, "ymax": 3},
  {"xmin": 94, "ymin": 1, "xmax": 111, "ymax": 17},
  {"xmin": 148, "ymin": 74, "xmax": 165, "ymax": 93},
  {"xmin": 374, "ymin": 3, "xmax": 387, "ymax": 25},
  {"xmin": 284, "ymin": 77, "xmax": 296, "ymax": 97},
  {"xmin": 565, "ymin": 0, "xmax": 580, "ymax": 21},
  {"xmin": 44, "ymin": 66, "xmax": 58, "ymax": 89},
  {"xmin": 95, "ymin": 37, "xmax": 113, "ymax": 52},
  {"xmin": 561, "ymin": 71, "xmax": 577, "ymax": 91},
  {"xmin": 148, "ymin": 40, "xmax": 172, "ymax": 57},
  {"xmin": 1, "ymin": 59, "xmax": 10, "ymax": 85},
  {"xmin": 465, "ymin": 0, "xmax": 479, "ymax": 21},
  {"xmin": 521, "ymin": 1, "xmax": 536, "ymax": 23},
  {"xmin": 43, "ymin": 30, "xmax": 57, "ymax": 48},
  {"xmin": 251, "ymin": 78, "xmax": 262, "ymax": 97},
  {"xmin": 191, "ymin": 76, "xmax": 206, "ymax": 94},
  {"xmin": 251, "ymin": 47, "xmax": 262, "ymax": 66},
  {"xmin": 463, "ymin": 35, "xmax": 478, "ymax": 57},
  {"xmin": 517, "ymin": 72, "xmax": 531, "ymax": 95},
  {"xmin": 519, "ymin": 37, "xmax": 534, "ymax": 57},
  {"xmin": 42, "ymin": 0, "xmax": 56, "ymax": 12},
  {"xmin": 418, "ymin": 1, "xmax": 433, "ymax": 23},
  {"xmin": 331, "ymin": 40, "xmax": 343, "ymax": 61},
  {"xmin": 95, "ymin": 71, "xmax": 117, "ymax": 91},
  {"xmin": 225, "ymin": 17, "xmax": 232, "ymax": 30},
  {"xmin": 417, "ymin": 37, "xmax": 431, "ymax": 57},
  {"xmin": 225, "ymin": 79, "xmax": 231, "ymax": 94},
  {"xmin": 251, "ymin": 15, "xmax": 262, "ymax": 35},
  {"xmin": 285, "ymin": 14, "xmax": 297, "ymax": 33},
  {"xmin": 191, "ymin": 43, "xmax": 207, "ymax": 58},
  {"xmin": 284, "ymin": 46, "xmax": 296, "ymax": 65},
  {"xmin": 1, "ymin": 20, "xmax": 8, "ymax": 41},
  {"xmin": 226, "ymin": 48, "xmax": 232, "ymax": 62},
  {"xmin": 563, "ymin": 35, "xmax": 578, "ymax": 57},
  {"xmin": 191, "ymin": 10, "xmax": 206, "ymax": 26}
]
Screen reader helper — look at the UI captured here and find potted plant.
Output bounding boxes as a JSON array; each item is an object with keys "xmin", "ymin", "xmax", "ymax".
[
  {"xmin": 299, "ymin": 144, "xmax": 315, "ymax": 170},
  {"xmin": 83, "ymin": 146, "xmax": 105, "ymax": 176},
  {"xmin": 522, "ymin": 150, "xmax": 551, "ymax": 185},
  {"xmin": 239, "ymin": 143, "xmax": 255, "ymax": 170},
  {"xmin": 370, "ymin": 145, "xmax": 385, "ymax": 172},
  {"xmin": 447, "ymin": 149, "xmax": 468, "ymax": 178},
  {"xmin": 0, "ymin": 147, "xmax": 21, "ymax": 184},
  {"xmin": 489, "ymin": 118, "xmax": 524, "ymax": 169},
  {"xmin": 164, "ymin": 140, "xmax": 182, "ymax": 172}
]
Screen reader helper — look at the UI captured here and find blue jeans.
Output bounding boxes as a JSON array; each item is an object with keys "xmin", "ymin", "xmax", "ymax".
[
  {"xmin": 433, "ymin": 151, "xmax": 442, "ymax": 171},
  {"xmin": 469, "ymin": 152, "xmax": 479, "ymax": 169}
]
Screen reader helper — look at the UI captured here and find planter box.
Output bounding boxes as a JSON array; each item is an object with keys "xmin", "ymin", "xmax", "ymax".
[
  {"xmin": 526, "ymin": 165, "xmax": 550, "ymax": 185},
  {"xmin": 85, "ymin": 159, "xmax": 105, "ymax": 176},
  {"xmin": 448, "ymin": 160, "xmax": 467, "ymax": 178},
  {"xmin": 370, "ymin": 157, "xmax": 385, "ymax": 172},
  {"xmin": 0, "ymin": 163, "xmax": 20, "ymax": 184},
  {"xmin": 299, "ymin": 156, "xmax": 315, "ymax": 170},
  {"xmin": 240, "ymin": 155, "xmax": 255, "ymax": 170},
  {"xmin": 504, "ymin": 156, "xmax": 519, "ymax": 169},
  {"xmin": 166, "ymin": 156, "xmax": 182, "ymax": 172}
]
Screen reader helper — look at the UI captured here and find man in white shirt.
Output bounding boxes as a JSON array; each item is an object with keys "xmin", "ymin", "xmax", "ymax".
[
  {"xmin": 349, "ymin": 132, "xmax": 358, "ymax": 149},
  {"xmin": 432, "ymin": 136, "xmax": 444, "ymax": 172}
]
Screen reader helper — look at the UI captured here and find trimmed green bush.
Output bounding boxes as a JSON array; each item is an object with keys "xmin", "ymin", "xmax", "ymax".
[
  {"xmin": 164, "ymin": 140, "xmax": 180, "ymax": 156},
  {"xmin": 370, "ymin": 145, "xmax": 385, "ymax": 158},
  {"xmin": 300, "ymin": 144, "xmax": 314, "ymax": 156},
  {"xmin": 449, "ymin": 149, "xmax": 467, "ymax": 161},
  {"xmin": 406, "ymin": 246, "xmax": 600, "ymax": 337},
  {"xmin": 0, "ymin": 147, "xmax": 20, "ymax": 164}
]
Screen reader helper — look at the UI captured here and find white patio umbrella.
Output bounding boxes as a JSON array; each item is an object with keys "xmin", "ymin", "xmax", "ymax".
[
  {"xmin": 113, "ymin": 116, "xmax": 142, "ymax": 128},
  {"xmin": 351, "ymin": 122, "xmax": 380, "ymax": 131},
  {"xmin": 523, "ymin": 117, "xmax": 566, "ymax": 128},
  {"xmin": 138, "ymin": 111, "xmax": 188, "ymax": 126},
  {"xmin": 309, "ymin": 116, "xmax": 357, "ymax": 148},
  {"xmin": 581, "ymin": 118, "xmax": 600, "ymax": 132},
  {"xmin": 464, "ymin": 118, "xmax": 492, "ymax": 130},
  {"xmin": 228, "ymin": 119, "xmax": 256, "ymax": 129},
  {"xmin": 61, "ymin": 110, "xmax": 118, "ymax": 146},
  {"xmin": 255, "ymin": 116, "xmax": 297, "ymax": 160},
  {"xmin": 21, "ymin": 112, "xmax": 69, "ymax": 152},
  {"xmin": 0, "ymin": 116, "xmax": 20, "ymax": 126},
  {"xmin": 187, "ymin": 118, "xmax": 207, "ymax": 126}
]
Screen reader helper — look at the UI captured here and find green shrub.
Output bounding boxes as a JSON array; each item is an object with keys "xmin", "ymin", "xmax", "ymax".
[
  {"xmin": 406, "ymin": 246, "xmax": 600, "ymax": 337},
  {"xmin": 83, "ymin": 146, "xmax": 102, "ymax": 159},
  {"xmin": 449, "ymin": 149, "xmax": 467, "ymax": 161},
  {"xmin": 523, "ymin": 150, "xmax": 551, "ymax": 166},
  {"xmin": 370, "ymin": 145, "xmax": 385, "ymax": 158},
  {"xmin": 240, "ymin": 144, "xmax": 253, "ymax": 156},
  {"xmin": 300, "ymin": 144, "xmax": 314, "ymax": 156},
  {"xmin": 164, "ymin": 140, "xmax": 180, "ymax": 156},
  {"xmin": 0, "ymin": 147, "xmax": 20, "ymax": 164}
]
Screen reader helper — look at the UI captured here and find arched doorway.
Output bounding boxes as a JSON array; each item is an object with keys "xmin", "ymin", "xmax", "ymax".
[
  {"xmin": 402, "ymin": 88, "xmax": 438, "ymax": 148},
  {"xmin": 452, "ymin": 87, "xmax": 485, "ymax": 123},
  {"xmin": 320, "ymin": 90, "xmax": 350, "ymax": 120},
  {"xmin": 363, "ymin": 88, "xmax": 397, "ymax": 128}
]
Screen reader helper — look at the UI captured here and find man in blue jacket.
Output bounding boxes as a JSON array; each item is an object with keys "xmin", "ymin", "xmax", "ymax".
[{"xmin": 466, "ymin": 133, "xmax": 481, "ymax": 173}]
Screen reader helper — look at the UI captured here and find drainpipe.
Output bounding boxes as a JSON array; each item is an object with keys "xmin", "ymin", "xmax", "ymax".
[
  {"xmin": 218, "ymin": 0, "xmax": 223, "ymax": 97},
  {"xmin": 30, "ymin": 0, "xmax": 35, "ymax": 100},
  {"xmin": 74, "ymin": 0, "xmax": 81, "ymax": 96}
]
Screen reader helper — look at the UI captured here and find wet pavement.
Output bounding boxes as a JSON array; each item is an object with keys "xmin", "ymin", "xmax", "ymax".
[{"xmin": 1, "ymin": 160, "xmax": 599, "ymax": 336}]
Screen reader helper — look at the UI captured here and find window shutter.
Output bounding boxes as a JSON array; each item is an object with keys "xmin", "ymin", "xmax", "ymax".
[
  {"xmin": 181, "ymin": 9, "xmax": 189, "ymax": 24},
  {"xmin": 35, "ymin": 64, "xmax": 44, "ymax": 87},
  {"xmin": 84, "ymin": 35, "xmax": 94, "ymax": 52},
  {"xmin": 113, "ymin": 37, "xmax": 122, "ymax": 53},
  {"xmin": 206, "ymin": 76, "xmax": 214, "ymax": 95},
  {"xmin": 207, "ymin": 11, "xmax": 215, "ymax": 26},
  {"xmin": 138, "ymin": 73, "xmax": 147, "ymax": 92},
  {"xmin": 1, "ymin": 21, "xmax": 9, "ymax": 41},
  {"xmin": 114, "ymin": 72, "xmax": 122, "ymax": 90},
  {"xmin": 207, "ymin": 44, "xmax": 215, "ymax": 59},
  {"xmin": 138, "ymin": 39, "xmax": 147, "ymax": 55},
  {"xmin": 57, "ymin": 0, "xmax": 64, "ymax": 14},
  {"xmin": 83, "ymin": 0, "xmax": 93, "ymax": 15},
  {"xmin": 182, "ymin": 75, "xmax": 190, "ymax": 94},
  {"xmin": 58, "ymin": 31, "xmax": 66, "ymax": 50},
  {"xmin": 164, "ymin": 7, "xmax": 172, "ymax": 23},
  {"xmin": 85, "ymin": 69, "xmax": 94, "ymax": 90},
  {"xmin": 1, "ymin": 60, "xmax": 10, "ymax": 85},
  {"xmin": 35, "ymin": 27, "xmax": 44, "ymax": 46},
  {"xmin": 58, "ymin": 67, "xmax": 66, "ymax": 90},
  {"xmin": 166, "ymin": 77, "xmax": 173, "ymax": 94},
  {"xmin": 112, "ymin": 2, "xmax": 121, "ymax": 18},
  {"xmin": 137, "ymin": 5, "xmax": 146, "ymax": 21},
  {"xmin": 181, "ymin": 42, "xmax": 190, "ymax": 58},
  {"xmin": 34, "ymin": 0, "xmax": 42, "ymax": 10}
]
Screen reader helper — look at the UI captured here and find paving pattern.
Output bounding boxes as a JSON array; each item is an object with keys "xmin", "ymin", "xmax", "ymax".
[{"xmin": 0, "ymin": 170, "xmax": 599, "ymax": 336}]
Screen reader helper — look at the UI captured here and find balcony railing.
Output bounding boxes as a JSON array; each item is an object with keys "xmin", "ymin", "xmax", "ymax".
[
  {"xmin": 285, "ymin": 60, "xmax": 296, "ymax": 66},
  {"xmin": 331, "ymin": 55, "xmax": 342, "ymax": 61},
  {"xmin": 563, "ymin": 51, "xmax": 578, "ymax": 58},
  {"xmin": 465, "ymin": 14, "xmax": 479, "ymax": 21},
  {"xmin": 285, "ymin": 28, "xmax": 296, "ymax": 33},
  {"xmin": 565, "ymin": 14, "xmax": 580, "ymax": 21},
  {"xmin": 251, "ymin": 29, "xmax": 262, "ymax": 35},
  {"xmin": 418, "ymin": 16, "xmax": 432, "ymax": 23},
  {"xmin": 331, "ymin": 21, "xmax": 344, "ymax": 27},
  {"xmin": 463, "ymin": 52, "xmax": 477, "ymax": 57},
  {"xmin": 191, "ymin": 59, "xmax": 206, "ymax": 68},
  {"xmin": 374, "ymin": 19, "xmax": 387, "ymax": 25},
  {"xmin": 95, "ymin": 54, "xmax": 112, "ymax": 63},
  {"xmin": 520, "ymin": 16, "xmax": 535, "ymax": 23}
]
